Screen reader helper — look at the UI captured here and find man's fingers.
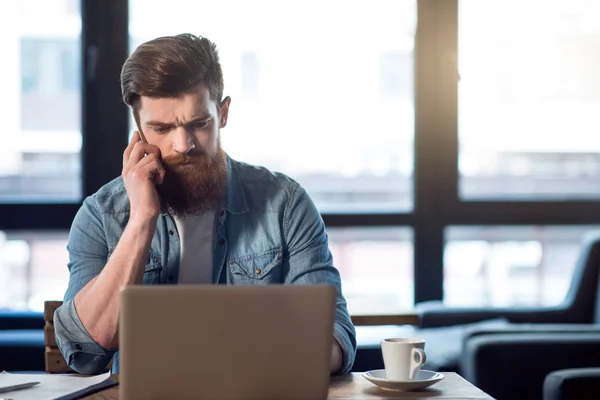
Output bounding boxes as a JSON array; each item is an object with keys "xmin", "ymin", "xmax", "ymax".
[
  {"xmin": 127, "ymin": 143, "xmax": 146, "ymax": 168},
  {"xmin": 131, "ymin": 130, "xmax": 140, "ymax": 143},
  {"xmin": 153, "ymin": 169, "xmax": 165, "ymax": 185},
  {"xmin": 140, "ymin": 143, "xmax": 161, "ymax": 158},
  {"xmin": 123, "ymin": 131, "xmax": 161, "ymax": 165},
  {"xmin": 123, "ymin": 131, "xmax": 141, "ymax": 163},
  {"xmin": 129, "ymin": 153, "xmax": 166, "ymax": 184},
  {"xmin": 125, "ymin": 142, "xmax": 162, "ymax": 171},
  {"xmin": 135, "ymin": 153, "xmax": 165, "ymax": 175}
]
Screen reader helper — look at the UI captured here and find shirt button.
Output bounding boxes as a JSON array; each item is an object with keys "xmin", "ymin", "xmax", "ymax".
[
  {"xmin": 168, "ymin": 275, "xmax": 174, "ymax": 282},
  {"xmin": 219, "ymin": 239, "xmax": 225, "ymax": 245},
  {"xmin": 255, "ymin": 268, "xmax": 261, "ymax": 274},
  {"xmin": 169, "ymin": 230, "xmax": 174, "ymax": 236}
]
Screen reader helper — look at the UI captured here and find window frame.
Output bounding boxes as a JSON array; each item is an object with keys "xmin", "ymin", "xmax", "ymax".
[
  {"xmin": 0, "ymin": 0, "xmax": 129, "ymax": 231},
  {"xmin": 2, "ymin": 0, "xmax": 599, "ymax": 306}
]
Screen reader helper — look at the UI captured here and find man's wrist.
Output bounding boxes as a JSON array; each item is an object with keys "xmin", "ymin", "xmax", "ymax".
[{"xmin": 128, "ymin": 212, "xmax": 159, "ymax": 231}]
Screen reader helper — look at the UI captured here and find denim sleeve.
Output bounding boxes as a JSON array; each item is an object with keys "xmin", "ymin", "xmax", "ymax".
[
  {"xmin": 283, "ymin": 184, "xmax": 357, "ymax": 374},
  {"xmin": 54, "ymin": 196, "xmax": 115, "ymax": 374}
]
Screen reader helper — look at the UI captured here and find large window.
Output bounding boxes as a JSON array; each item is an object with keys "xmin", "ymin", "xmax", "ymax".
[
  {"xmin": 458, "ymin": 0, "xmax": 600, "ymax": 200},
  {"xmin": 444, "ymin": 225, "xmax": 598, "ymax": 307},
  {"xmin": 0, "ymin": 231, "xmax": 70, "ymax": 311},
  {"xmin": 0, "ymin": 0, "xmax": 81, "ymax": 203},
  {"xmin": 329, "ymin": 227, "xmax": 413, "ymax": 314},
  {"xmin": 0, "ymin": 0, "xmax": 125, "ymax": 311},
  {"xmin": 0, "ymin": 0, "xmax": 81, "ymax": 311},
  {"xmin": 128, "ymin": 0, "xmax": 417, "ymax": 314},
  {"xmin": 129, "ymin": 0, "xmax": 417, "ymax": 213},
  {"xmin": 3, "ymin": 0, "xmax": 600, "ymax": 315}
]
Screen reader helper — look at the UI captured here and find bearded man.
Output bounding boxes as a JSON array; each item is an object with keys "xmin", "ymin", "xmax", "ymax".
[{"xmin": 53, "ymin": 33, "xmax": 356, "ymax": 376}]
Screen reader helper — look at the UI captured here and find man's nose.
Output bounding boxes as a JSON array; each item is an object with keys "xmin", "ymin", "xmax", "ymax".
[{"xmin": 172, "ymin": 127, "xmax": 196, "ymax": 154}]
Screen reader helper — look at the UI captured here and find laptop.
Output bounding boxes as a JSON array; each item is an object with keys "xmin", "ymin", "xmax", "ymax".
[{"xmin": 119, "ymin": 284, "xmax": 336, "ymax": 400}]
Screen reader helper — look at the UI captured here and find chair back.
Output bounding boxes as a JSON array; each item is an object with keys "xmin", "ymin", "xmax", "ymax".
[
  {"xmin": 594, "ymin": 258, "xmax": 600, "ymax": 324},
  {"xmin": 44, "ymin": 300, "xmax": 72, "ymax": 373},
  {"xmin": 563, "ymin": 231, "xmax": 600, "ymax": 324},
  {"xmin": 44, "ymin": 300, "xmax": 114, "ymax": 373}
]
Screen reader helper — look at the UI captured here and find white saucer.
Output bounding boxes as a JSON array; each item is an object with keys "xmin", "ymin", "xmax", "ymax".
[{"xmin": 362, "ymin": 369, "xmax": 444, "ymax": 391}]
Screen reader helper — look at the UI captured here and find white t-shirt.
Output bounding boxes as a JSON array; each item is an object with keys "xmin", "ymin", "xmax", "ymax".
[{"xmin": 174, "ymin": 211, "xmax": 215, "ymax": 284}]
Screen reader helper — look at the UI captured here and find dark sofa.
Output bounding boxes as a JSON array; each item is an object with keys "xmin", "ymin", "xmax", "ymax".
[{"xmin": 0, "ymin": 310, "xmax": 45, "ymax": 371}]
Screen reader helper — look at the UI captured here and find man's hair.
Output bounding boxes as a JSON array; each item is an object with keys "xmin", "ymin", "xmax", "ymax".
[{"xmin": 121, "ymin": 33, "xmax": 224, "ymax": 115}]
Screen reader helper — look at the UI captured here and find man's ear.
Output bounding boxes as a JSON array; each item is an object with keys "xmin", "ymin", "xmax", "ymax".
[{"xmin": 219, "ymin": 96, "xmax": 231, "ymax": 128}]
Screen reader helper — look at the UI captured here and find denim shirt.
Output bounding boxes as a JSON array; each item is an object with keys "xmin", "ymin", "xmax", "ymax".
[{"xmin": 53, "ymin": 155, "xmax": 357, "ymax": 375}]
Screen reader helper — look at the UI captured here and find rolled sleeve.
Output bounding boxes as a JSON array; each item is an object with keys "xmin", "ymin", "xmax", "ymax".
[
  {"xmin": 54, "ymin": 299, "xmax": 115, "ymax": 375},
  {"xmin": 54, "ymin": 196, "xmax": 114, "ymax": 374},
  {"xmin": 333, "ymin": 321, "xmax": 357, "ymax": 374},
  {"xmin": 283, "ymin": 184, "xmax": 358, "ymax": 374}
]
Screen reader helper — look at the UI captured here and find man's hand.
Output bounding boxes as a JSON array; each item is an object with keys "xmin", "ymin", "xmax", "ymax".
[
  {"xmin": 70, "ymin": 131, "xmax": 166, "ymax": 351},
  {"xmin": 122, "ymin": 131, "xmax": 165, "ymax": 221},
  {"xmin": 330, "ymin": 338, "xmax": 343, "ymax": 374}
]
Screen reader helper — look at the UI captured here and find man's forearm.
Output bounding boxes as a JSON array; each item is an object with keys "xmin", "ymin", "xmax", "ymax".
[{"xmin": 74, "ymin": 216, "xmax": 157, "ymax": 349}]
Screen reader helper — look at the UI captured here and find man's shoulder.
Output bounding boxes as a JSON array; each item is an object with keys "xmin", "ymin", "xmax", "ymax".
[
  {"xmin": 85, "ymin": 176, "xmax": 129, "ymax": 214},
  {"xmin": 230, "ymin": 158, "xmax": 307, "ymax": 213},
  {"xmin": 232, "ymin": 158, "xmax": 300, "ymax": 192}
]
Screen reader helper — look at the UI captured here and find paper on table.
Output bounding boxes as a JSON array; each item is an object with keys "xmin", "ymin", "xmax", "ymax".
[{"xmin": 0, "ymin": 371, "xmax": 111, "ymax": 400}]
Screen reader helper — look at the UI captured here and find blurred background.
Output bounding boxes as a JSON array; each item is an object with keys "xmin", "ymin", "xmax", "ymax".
[{"xmin": 1, "ymin": 0, "xmax": 600, "ymax": 316}]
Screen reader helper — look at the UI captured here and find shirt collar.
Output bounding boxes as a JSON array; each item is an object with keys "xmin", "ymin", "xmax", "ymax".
[{"xmin": 222, "ymin": 154, "xmax": 249, "ymax": 215}]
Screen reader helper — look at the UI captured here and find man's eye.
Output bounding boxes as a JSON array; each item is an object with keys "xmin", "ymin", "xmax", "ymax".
[
  {"xmin": 193, "ymin": 121, "xmax": 208, "ymax": 129},
  {"xmin": 153, "ymin": 126, "xmax": 170, "ymax": 133}
]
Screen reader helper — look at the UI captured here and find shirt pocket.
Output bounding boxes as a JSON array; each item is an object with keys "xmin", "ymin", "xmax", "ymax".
[
  {"xmin": 142, "ymin": 250, "xmax": 163, "ymax": 285},
  {"xmin": 229, "ymin": 247, "xmax": 283, "ymax": 284}
]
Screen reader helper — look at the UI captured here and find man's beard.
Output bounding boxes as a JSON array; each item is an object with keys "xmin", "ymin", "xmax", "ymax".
[{"xmin": 156, "ymin": 139, "xmax": 228, "ymax": 218}]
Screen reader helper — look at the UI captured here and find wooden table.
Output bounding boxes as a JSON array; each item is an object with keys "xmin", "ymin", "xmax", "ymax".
[
  {"xmin": 351, "ymin": 313, "xmax": 420, "ymax": 327},
  {"xmin": 83, "ymin": 372, "xmax": 495, "ymax": 399}
]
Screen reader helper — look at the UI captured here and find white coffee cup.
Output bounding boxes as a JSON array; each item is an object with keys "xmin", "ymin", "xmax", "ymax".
[{"xmin": 381, "ymin": 338, "xmax": 427, "ymax": 381}]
